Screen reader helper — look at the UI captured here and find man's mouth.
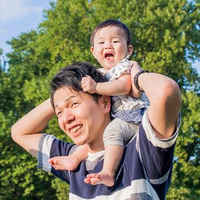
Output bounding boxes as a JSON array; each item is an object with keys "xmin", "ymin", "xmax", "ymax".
[{"xmin": 69, "ymin": 125, "xmax": 83, "ymax": 134}]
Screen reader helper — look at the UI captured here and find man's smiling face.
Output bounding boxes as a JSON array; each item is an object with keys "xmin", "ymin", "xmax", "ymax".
[{"xmin": 53, "ymin": 87, "xmax": 110, "ymax": 151}]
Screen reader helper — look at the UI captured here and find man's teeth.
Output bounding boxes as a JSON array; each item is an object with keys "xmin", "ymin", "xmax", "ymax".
[{"xmin": 70, "ymin": 125, "xmax": 82, "ymax": 133}]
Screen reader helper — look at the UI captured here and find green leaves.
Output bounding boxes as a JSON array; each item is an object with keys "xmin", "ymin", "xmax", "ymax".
[
  {"xmin": 0, "ymin": 0, "xmax": 199, "ymax": 199},
  {"xmin": 168, "ymin": 91, "xmax": 200, "ymax": 199}
]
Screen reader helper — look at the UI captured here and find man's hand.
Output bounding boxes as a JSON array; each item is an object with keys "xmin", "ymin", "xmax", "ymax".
[{"xmin": 81, "ymin": 75, "xmax": 97, "ymax": 94}]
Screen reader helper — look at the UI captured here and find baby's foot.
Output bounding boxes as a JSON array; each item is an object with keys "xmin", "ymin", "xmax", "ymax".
[
  {"xmin": 48, "ymin": 155, "xmax": 79, "ymax": 171},
  {"xmin": 84, "ymin": 170, "xmax": 114, "ymax": 187}
]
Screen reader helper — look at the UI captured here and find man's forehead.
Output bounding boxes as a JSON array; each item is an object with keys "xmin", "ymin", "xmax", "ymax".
[{"xmin": 54, "ymin": 87, "xmax": 82, "ymax": 107}]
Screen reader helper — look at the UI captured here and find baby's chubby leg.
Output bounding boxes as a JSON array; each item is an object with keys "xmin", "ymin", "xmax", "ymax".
[
  {"xmin": 84, "ymin": 145, "xmax": 124, "ymax": 187},
  {"xmin": 48, "ymin": 145, "xmax": 88, "ymax": 171},
  {"xmin": 84, "ymin": 118, "xmax": 138, "ymax": 186}
]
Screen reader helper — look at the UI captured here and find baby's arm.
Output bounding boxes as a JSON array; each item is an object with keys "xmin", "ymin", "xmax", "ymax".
[{"xmin": 81, "ymin": 74, "xmax": 131, "ymax": 96}]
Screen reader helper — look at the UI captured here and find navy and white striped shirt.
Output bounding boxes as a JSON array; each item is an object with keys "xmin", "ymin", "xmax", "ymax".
[{"xmin": 38, "ymin": 111, "xmax": 180, "ymax": 200}]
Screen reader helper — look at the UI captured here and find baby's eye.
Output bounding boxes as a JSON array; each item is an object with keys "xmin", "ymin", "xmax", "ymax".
[
  {"xmin": 98, "ymin": 41, "xmax": 104, "ymax": 44},
  {"xmin": 113, "ymin": 40, "xmax": 120, "ymax": 43}
]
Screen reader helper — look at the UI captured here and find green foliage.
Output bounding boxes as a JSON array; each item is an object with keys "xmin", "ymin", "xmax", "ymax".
[
  {"xmin": 51, "ymin": 178, "xmax": 70, "ymax": 200},
  {"xmin": 0, "ymin": 112, "xmax": 56, "ymax": 200},
  {"xmin": 0, "ymin": 0, "xmax": 199, "ymax": 199},
  {"xmin": 167, "ymin": 91, "xmax": 200, "ymax": 199}
]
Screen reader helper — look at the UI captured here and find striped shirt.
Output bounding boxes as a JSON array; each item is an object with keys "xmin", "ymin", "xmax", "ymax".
[{"xmin": 38, "ymin": 110, "xmax": 180, "ymax": 200}]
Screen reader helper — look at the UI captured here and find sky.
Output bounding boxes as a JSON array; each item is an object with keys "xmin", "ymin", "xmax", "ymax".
[
  {"xmin": 0, "ymin": 0, "xmax": 199, "ymax": 73},
  {"xmin": 0, "ymin": 0, "xmax": 53, "ymax": 54}
]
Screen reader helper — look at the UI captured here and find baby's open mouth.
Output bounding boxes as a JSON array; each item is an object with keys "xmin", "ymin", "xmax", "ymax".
[{"xmin": 105, "ymin": 53, "xmax": 114, "ymax": 59}]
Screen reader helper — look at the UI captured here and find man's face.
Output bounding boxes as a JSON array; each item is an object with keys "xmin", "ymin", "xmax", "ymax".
[
  {"xmin": 53, "ymin": 87, "xmax": 110, "ymax": 150},
  {"xmin": 91, "ymin": 26, "xmax": 133, "ymax": 72}
]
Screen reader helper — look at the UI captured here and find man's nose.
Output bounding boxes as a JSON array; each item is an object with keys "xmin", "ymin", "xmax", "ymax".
[{"xmin": 63, "ymin": 109, "xmax": 75, "ymax": 124}]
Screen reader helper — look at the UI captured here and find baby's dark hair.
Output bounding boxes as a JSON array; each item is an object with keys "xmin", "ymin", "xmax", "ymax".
[
  {"xmin": 50, "ymin": 62, "xmax": 108, "ymax": 108},
  {"xmin": 90, "ymin": 19, "xmax": 132, "ymax": 46}
]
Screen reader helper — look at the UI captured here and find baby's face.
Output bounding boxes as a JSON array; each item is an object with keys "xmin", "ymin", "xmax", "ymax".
[{"xmin": 91, "ymin": 26, "xmax": 132, "ymax": 72}]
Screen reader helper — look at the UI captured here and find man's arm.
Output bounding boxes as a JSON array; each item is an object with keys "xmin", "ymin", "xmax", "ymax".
[
  {"xmin": 131, "ymin": 63, "xmax": 182, "ymax": 139},
  {"xmin": 11, "ymin": 98, "xmax": 55, "ymax": 157}
]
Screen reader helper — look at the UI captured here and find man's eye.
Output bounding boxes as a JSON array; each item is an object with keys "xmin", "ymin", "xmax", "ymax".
[
  {"xmin": 57, "ymin": 111, "xmax": 62, "ymax": 116},
  {"xmin": 72, "ymin": 102, "xmax": 79, "ymax": 107}
]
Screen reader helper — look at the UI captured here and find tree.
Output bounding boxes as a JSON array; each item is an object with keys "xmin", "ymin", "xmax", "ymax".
[
  {"xmin": 0, "ymin": 34, "xmax": 56, "ymax": 200},
  {"xmin": 0, "ymin": 0, "xmax": 199, "ymax": 199}
]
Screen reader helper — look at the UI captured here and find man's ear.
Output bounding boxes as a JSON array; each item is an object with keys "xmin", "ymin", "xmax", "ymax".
[
  {"xmin": 128, "ymin": 45, "xmax": 133, "ymax": 56},
  {"xmin": 90, "ymin": 46, "xmax": 96, "ymax": 58},
  {"xmin": 102, "ymin": 95, "xmax": 111, "ymax": 113}
]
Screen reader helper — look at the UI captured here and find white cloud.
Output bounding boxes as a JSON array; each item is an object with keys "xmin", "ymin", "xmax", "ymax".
[{"xmin": 0, "ymin": 0, "xmax": 43, "ymax": 23}]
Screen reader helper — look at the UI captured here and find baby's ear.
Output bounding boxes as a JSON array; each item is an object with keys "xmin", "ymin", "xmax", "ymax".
[
  {"xmin": 90, "ymin": 46, "xmax": 96, "ymax": 58},
  {"xmin": 128, "ymin": 45, "xmax": 133, "ymax": 56}
]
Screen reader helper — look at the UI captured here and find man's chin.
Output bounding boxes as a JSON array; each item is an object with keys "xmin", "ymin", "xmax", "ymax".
[{"xmin": 74, "ymin": 140, "xmax": 87, "ymax": 146}]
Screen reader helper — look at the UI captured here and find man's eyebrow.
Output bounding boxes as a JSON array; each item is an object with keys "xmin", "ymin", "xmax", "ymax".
[
  {"xmin": 112, "ymin": 36, "xmax": 121, "ymax": 38},
  {"xmin": 54, "ymin": 95, "xmax": 77, "ymax": 109}
]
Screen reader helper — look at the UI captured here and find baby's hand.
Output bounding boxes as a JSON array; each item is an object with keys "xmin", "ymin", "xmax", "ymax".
[
  {"xmin": 81, "ymin": 75, "xmax": 97, "ymax": 94},
  {"xmin": 130, "ymin": 60, "xmax": 142, "ymax": 74}
]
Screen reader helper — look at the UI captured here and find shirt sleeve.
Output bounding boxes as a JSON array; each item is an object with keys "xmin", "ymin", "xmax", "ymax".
[
  {"xmin": 37, "ymin": 134, "xmax": 77, "ymax": 183},
  {"xmin": 38, "ymin": 134, "xmax": 56, "ymax": 172},
  {"xmin": 136, "ymin": 110, "xmax": 181, "ymax": 182}
]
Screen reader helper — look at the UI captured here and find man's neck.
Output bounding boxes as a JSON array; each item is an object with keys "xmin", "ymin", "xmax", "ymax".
[
  {"xmin": 87, "ymin": 115, "xmax": 111, "ymax": 153},
  {"xmin": 87, "ymin": 142, "xmax": 104, "ymax": 154}
]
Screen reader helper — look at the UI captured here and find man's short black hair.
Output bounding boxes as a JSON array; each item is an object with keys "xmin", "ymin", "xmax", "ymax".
[
  {"xmin": 90, "ymin": 19, "xmax": 132, "ymax": 46},
  {"xmin": 50, "ymin": 62, "xmax": 108, "ymax": 108}
]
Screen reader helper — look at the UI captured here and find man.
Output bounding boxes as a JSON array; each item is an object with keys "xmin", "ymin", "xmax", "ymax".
[{"xmin": 11, "ymin": 62, "xmax": 181, "ymax": 199}]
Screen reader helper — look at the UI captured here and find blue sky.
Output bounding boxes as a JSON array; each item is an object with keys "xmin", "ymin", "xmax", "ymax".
[
  {"xmin": 0, "ymin": 0, "xmax": 53, "ymax": 54},
  {"xmin": 0, "ymin": 0, "xmax": 199, "ymax": 73}
]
